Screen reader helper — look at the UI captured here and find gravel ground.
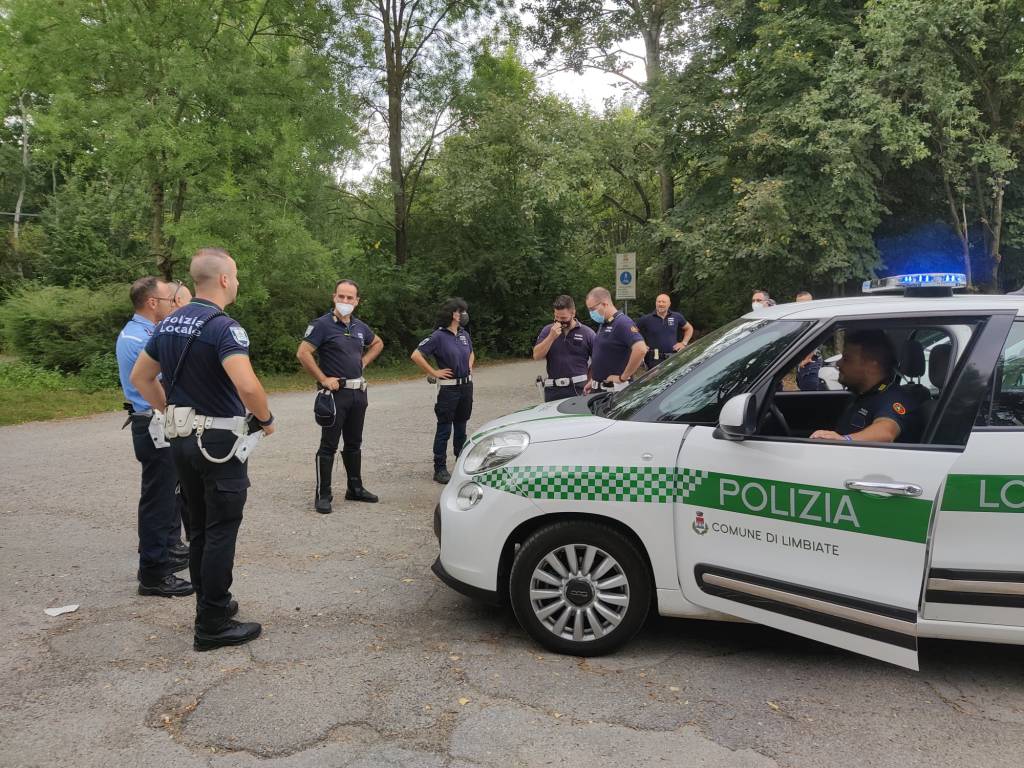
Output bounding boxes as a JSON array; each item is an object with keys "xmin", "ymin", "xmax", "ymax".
[{"xmin": 1, "ymin": 359, "xmax": 1022, "ymax": 767}]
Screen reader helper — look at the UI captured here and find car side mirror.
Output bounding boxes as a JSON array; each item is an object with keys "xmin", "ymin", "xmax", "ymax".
[{"xmin": 715, "ymin": 393, "xmax": 757, "ymax": 441}]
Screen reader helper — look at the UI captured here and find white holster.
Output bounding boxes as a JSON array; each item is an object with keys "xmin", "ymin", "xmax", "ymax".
[{"xmin": 162, "ymin": 405, "xmax": 259, "ymax": 464}]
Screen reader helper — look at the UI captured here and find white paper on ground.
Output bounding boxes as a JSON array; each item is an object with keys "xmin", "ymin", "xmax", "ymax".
[{"xmin": 44, "ymin": 604, "xmax": 79, "ymax": 617}]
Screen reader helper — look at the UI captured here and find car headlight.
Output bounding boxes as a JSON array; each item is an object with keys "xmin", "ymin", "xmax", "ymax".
[{"xmin": 462, "ymin": 431, "xmax": 530, "ymax": 474}]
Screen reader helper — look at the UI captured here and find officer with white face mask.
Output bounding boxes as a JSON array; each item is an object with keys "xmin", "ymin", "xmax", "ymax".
[
  {"xmin": 750, "ymin": 289, "xmax": 775, "ymax": 313},
  {"xmin": 297, "ymin": 279, "xmax": 384, "ymax": 513}
]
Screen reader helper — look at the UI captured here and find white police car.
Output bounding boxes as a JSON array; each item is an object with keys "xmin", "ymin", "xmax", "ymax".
[{"xmin": 431, "ymin": 274, "xmax": 1024, "ymax": 669}]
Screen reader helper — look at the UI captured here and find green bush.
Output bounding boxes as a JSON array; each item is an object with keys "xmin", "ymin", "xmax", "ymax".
[
  {"xmin": 0, "ymin": 284, "xmax": 133, "ymax": 373},
  {"xmin": 0, "ymin": 360, "xmax": 68, "ymax": 391},
  {"xmin": 76, "ymin": 351, "xmax": 122, "ymax": 392}
]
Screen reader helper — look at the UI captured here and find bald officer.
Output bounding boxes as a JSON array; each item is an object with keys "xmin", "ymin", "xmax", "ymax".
[
  {"xmin": 584, "ymin": 287, "xmax": 647, "ymax": 391},
  {"xmin": 533, "ymin": 295, "xmax": 595, "ymax": 401},
  {"xmin": 636, "ymin": 293, "xmax": 693, "ymax": 368},
  {"xmin": 132, "ymin": 247, "xmax": 273, "ymax": 652},
  {"xmin": 297, "ymin": 279, "xmax": 384, "ymax": 514}
]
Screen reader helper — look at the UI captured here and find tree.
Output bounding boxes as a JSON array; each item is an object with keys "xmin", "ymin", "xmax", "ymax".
[{"xmin": 339, "ymin": 0, "xmax": 504, "ymax": 265}]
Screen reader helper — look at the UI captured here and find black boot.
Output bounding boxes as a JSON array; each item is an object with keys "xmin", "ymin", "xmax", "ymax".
[
  {"xmin": 342, "ymin": 450, "xmax": 378, "ymax": 502},
  {"xmin": 194, "ymin": 619, "xmax": 261, "ymax": 651},
  {"xmin": 315, "ymin": 454, "xmax": 334, "ymax": 514},
  {"xmin": 138, "ymin": 574, "xmax": 194, "ymax": 597},
  {"xmin": 433, "ymin": 455, "xmax": 450, "ymax": 484}
]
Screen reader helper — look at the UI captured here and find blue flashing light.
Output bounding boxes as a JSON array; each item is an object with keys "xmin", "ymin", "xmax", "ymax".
[{"xmin": 862, "ymin": 272, "xmax": 967, "ymax": 295}]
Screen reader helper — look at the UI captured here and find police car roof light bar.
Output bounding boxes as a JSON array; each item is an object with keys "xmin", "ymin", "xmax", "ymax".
[{"xmin": 861, "ymin": 272, "xmax": 967, "ymax": 298}]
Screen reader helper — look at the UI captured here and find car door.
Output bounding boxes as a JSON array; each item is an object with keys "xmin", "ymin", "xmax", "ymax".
[
  {"xmin": 924, "ymin": 314, "xmax": 1023, "ymax": 626},
  {"xmin": 668, "ymin": 314, "xmax": 997, "ymax": 670}
]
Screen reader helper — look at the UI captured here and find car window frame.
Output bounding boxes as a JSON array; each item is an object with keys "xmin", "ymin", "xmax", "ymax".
[
  {"xmin": 741, "ymin": 310, "xmax": 1010, "ymax": 452},
  {"xmin": 974, "ymin": 318, "xmax": 1024, "ymax": 433}
]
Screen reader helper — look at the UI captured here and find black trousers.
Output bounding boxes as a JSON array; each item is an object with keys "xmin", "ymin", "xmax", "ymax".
[
  {"xmin": 316, "ymin": 388, "xmax": 368, "ymax": 457},
  {"xmin": 131, "ymin": 418, "xmax": 185, "ymax": 582},
  {"xmin": 544, "ymin": 383, "xmax": 585, "ymax": 402},
  {"xmin": 433, "ymin": 382, "xmax": 473, "ymax": 464},
  {"xmin": 172, "ymin": 431, "xmax": 249, "ymax": 628}
]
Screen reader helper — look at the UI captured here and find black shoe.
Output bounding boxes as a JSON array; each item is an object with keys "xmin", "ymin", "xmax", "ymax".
[
  {"xmin": 433, "ymin": 467, "xmax": 451, "ymax": 484},
  {"xmin": 168, "ymin": 541, "xmax": 189, "ymax": 559},
  {"xmin": 168, "ymin": 554, "xmax": 190, "ymax": 573},
  {"xmin": 138, "ymin": 574, "xmax": 194, "ymax": 597},
  {"xmin": 345, "ymin": 483, "xmax": 378, "ymax": 503},
  {"xmin": 194, "ymin": 619, "xmax": 262, "ymax": 651},
  {"xmin": 315, "ymin": 494, "xmax": 333, "ymax": 514}
]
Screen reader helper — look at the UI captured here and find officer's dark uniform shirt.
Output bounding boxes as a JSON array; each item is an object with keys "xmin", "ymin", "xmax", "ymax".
[
  {"xmin": 536, "ymin": 322, "xmax": 595, "ymax": 380},
  {"xmin": 591, "ymin": 311, "xmax": 644, "ymax": 382},
  {"xmin": 418, "ymin": 327, "xmax": 473, "ymax": 378},
  {"xmin": 144, "ymin": 298, "xmax": 249, "ymax": 417},
  {"xmin": 637, "ymin": 310, "xmax": 686, "ymax": 356},
  {"xmin": 302, "ymin": 312, "xmax": 375, "ymax": 380},
  {"xmin": 836, "ymin": 377, "xmax": 917, "ymax": 442},
  {"xmin": 796, "ymin": 352, "xmax": 826, "ymax": 391}
]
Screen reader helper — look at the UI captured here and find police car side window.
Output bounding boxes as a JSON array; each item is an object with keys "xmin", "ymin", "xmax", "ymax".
[{"xmin": 978, "ymin": 322, "xmax": 1024, "ymax": 428}]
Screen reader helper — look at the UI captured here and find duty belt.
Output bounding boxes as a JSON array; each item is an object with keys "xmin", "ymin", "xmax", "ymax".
[
  {"xmin": 437, "ymin": 375, "xmax": 472, "ymax": 386},
  {"xmin": 651, "ymin": 349, "xmax": 675, "ymax": 361},
  {"xmin": 543, "ymin": 374, "xmax": 588, "ymax": 388},
  {"xmin": 157, "ymin": 405, "xmax": 262, "ymax": 464},
  {"xmin": 339, "ymin": 377, "xmax": 367, "ymax": 390}
]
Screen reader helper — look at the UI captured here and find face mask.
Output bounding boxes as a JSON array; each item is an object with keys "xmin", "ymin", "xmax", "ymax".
[
  {"xmin": 589, "ymin": 309, "xmax": 605, "ymax": 324},
  {"xmin": 335, "ymin": 302, "xmax": 354, "ymax": 317},
  {"xmin": 751, "ymin": 301, "xmax": 764, "ymax": 312},
  {"xmin": 558, "ymin": 320, "xmax": 572, "ymax": 329},
  {"xmin": 458, "ymin": 311, "xmax": 469, "ymax": 327}
]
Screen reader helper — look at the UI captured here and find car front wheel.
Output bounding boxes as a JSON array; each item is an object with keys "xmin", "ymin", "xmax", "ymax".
[{"xmin": 509, "ymin": 521, "xmax": 651, "ymax": 656}]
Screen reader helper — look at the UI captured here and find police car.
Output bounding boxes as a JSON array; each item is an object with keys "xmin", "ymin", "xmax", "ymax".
[{"xmin": 431, "ymin": 274, "xmax": 1024, "ymax": 669}]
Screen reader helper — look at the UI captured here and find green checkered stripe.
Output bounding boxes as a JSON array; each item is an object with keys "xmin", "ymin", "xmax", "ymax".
[{"xmin": 475, "ymin": 465, "xmax": 708, "ymax": 504}]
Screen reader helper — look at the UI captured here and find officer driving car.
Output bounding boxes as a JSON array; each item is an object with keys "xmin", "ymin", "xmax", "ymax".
[{"xmin": 810, "ymin": 329, "xmax": 919, "ymax": 443}]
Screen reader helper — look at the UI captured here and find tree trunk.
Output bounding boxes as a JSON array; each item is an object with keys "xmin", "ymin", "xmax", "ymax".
[
  {"xmin": 989, "ymin": 175, "xmax": 1005, "ymax": 290},
  {"xmin": 387, "ymin": 83, "xmax": 408, "ymax": 266},
  {"xmin": 943, "ymin": 175, "xmax": 972, "ymax": 287},
  {"xmin": 642, "ymin": 16, "xmax": 676, "ymax": 291},
  {"xmin": 12, "ymin": 94, "xmax": 29, "ymax": 249},
  {"xmin": 150, "ymin": 179, "xmax": 171, "ymax": 280},
  {"xmin": 165, "ymin": 178, "xmax": 187, "ymax": 276}
]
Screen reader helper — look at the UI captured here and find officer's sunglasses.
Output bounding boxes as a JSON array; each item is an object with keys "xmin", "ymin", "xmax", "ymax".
[{"xmin": 156, "ymin": 280, "xmax": 185, "ymax": 305}]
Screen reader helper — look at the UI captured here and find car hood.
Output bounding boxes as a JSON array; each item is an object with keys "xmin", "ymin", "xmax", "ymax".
[{"xmin": 467, "ymin": 397, "xmax": 614, "ymax": 445}]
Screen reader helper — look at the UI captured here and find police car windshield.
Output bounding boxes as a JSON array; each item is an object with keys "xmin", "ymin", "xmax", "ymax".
[{"xmin": 602, "ymin": 318, "xmax": 808, "ymax": 422}]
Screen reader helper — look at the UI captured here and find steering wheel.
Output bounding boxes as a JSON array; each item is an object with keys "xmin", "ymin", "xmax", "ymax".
[{"xmin": 768, "ymin": 401, "xmax": 791, "ymax": 437}]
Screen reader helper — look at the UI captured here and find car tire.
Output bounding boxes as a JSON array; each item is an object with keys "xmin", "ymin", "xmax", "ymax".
[{"xmin": 509, "ymin": 520, "xmax": 651, "ymax": 656}]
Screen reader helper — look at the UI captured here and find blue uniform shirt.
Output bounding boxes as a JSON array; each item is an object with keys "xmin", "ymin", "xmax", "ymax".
[
  {"xmin": 418, "ymin": 327, "xmax": 473, "ymax": 378},
  {"xmin": 116, "ymin": 314, "xmax": 157, "ymax": 412},
  {"xmin": 637, "ymin": 310, "xmax": 687, "ymax": 355},
  {"xmin": 144, "ymin": 298, "xmax": 251, "ymax": 417},
  {"xmin": 837, "ymin": 378, "xmax": 918, "ymax": 442},
  {"xmin": 302, "ymin": 312, "xmax": 376, "ymax": 380},
  {"xmin": 591, "ymin": 311, "xmax": 644, "ymax": 382},
  {"xmin": 536, "ymin": 322, "xmax": 594, "ymax": 380}
]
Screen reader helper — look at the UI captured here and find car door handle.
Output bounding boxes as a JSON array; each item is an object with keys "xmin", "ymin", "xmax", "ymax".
[{"xmin": 844, "ymin": 479, "xmax": 923, "ymax": 497}]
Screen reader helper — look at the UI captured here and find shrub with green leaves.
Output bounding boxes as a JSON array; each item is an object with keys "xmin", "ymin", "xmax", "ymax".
[{"xmin": 0, "ymin": 284, "xmax": 132, "ymax": 373}]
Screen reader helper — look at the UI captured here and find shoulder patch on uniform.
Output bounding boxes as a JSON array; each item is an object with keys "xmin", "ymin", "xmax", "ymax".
[
  {"xmin": 418, "ymin": 337, "xmax": 431, "ymax": 347},
  {"xmin": 892, "ymin": 402, "xmax": 906, "ymax": 415},
  {"xmin": 630, "ymin": 325, "xmax": 639, "ymax": 333},
  {"xmin": 230, "ymin": 326, "xmax": 250, "ymax": 348},
  {"xmin": 304, "ymin": 324, "xmax": 314, "ymax": 338}
]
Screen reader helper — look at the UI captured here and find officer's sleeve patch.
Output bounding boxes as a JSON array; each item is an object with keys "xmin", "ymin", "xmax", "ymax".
[
  {"xmin": 230, "ymin": 326, "xmax": 250, "ymax": 348},
  {"xmin": 418, "ymin": 337, "xmax": 430, "ymax": 347},
  {"xmin": 630, "ymin": 326, "xmax": 640, "ymax": 333},
  {"xmin": 892, "ymin": 402, "xmax": 907, "ymax": 415},
  {"xmin": 304, "ymin": 324, "xmax": 314, "ymax": 338}
]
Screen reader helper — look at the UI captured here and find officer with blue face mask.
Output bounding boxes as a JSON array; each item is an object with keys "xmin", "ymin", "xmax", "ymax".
[
  {"xmin": 297, "ymin": 279, "xmax": 384, "ymax": 514},
  {"xmin": 585, "ymin": 287, "xmax": 647, "ymax": 392},
  {"xmin": 410, "ymin": 298, "xmax": 474, "ymax": 483}
]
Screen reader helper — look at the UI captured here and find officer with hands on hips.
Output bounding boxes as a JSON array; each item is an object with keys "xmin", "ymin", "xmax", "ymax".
[
  {"xmin": 533, "ymin": 294, "xmax": 595, "ymax": 401},
  {"xmin": 410, "ymin": 298, "xmax": 474, "ymax": 484},
  {"xmin": 584, "ymin": 286, "xmax": 647, "ymax": 392},
  {"xmin": 131, "ymin": 247, "xmax": 274, "ymax": 652},
  {"xmin": 636, "ymin": 293, "xmax": 693, "ymax": 368},
  {"xmin": 297, "ymin": 279, "xmax": 384, "ymax": 514},
  {"xmin": 117, "ymin": 275, "xmax": 194, "ymax": 596}
]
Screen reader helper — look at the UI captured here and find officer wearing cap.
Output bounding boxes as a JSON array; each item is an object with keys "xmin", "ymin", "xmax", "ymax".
[
  {"xmin": 410, "ymin": 298, "xmax": 474, "ymax": 483},
  {"xmin": 810, "ymin": 330, "xmax": 920, "ymax": 443},
  {"xmin": 533, "ymin": 295, "xmax": 595, "ymax": 402},
  {"xmin": 584, "ymin": 287, "xmax": 647, "ymax": 391},
  {"xmin": 297, "ymin": 279, "xmax": 384, "ymax": 514},
  {"xmin": 636, "ymin": 293, "xmax": 693, "ymax": 368},
  {"xmin": 117, "ymin": 276, "xmax": 193, "ymax": 596},
  {"xmin": 131, "ymin": 247, "xmax": 274, "ymax": 652}
]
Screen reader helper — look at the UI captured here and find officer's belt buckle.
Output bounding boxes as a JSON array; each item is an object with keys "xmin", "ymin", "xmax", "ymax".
[{"xmin": 341, "ymin": 377, "xmax": 367, "ymax": 391}]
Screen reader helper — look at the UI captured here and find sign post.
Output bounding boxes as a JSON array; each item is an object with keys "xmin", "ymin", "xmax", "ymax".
[{"xmin": 615, "ymin": 252, "xmax": 637, "ymax": 314}]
